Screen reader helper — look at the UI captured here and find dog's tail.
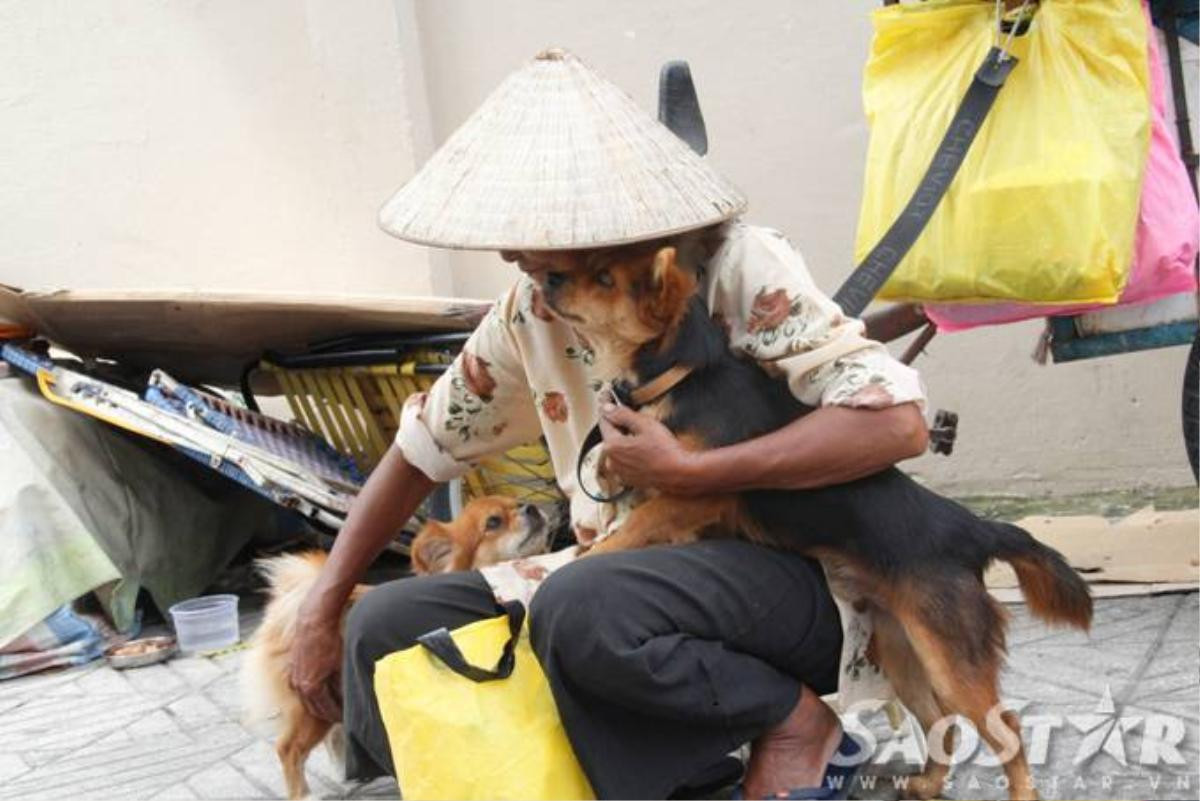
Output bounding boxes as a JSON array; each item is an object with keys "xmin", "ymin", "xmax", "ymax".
[
  {"xmin": 990, "ymin": 522, "xmax": 1092, "ymax": 630},
  {"xmin": 255, "ymin": 549, "xmax": 329, "ymax": 600},
  {"xmin": 240, "ymin": 550, "xmax": 330, "ymax": 727}
]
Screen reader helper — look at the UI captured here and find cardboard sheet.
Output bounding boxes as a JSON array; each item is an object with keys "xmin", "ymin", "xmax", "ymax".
[
  {"xmin": 990, "ymin": 582, "xmax": 1198, "ymax": 603},
  {"xmin": 0, "ymin": 284, "xmax": 490, "ymax": 386},
  {"xmin": 985, "ymin": 507, "xmax": 1200, "ymax": 596}
]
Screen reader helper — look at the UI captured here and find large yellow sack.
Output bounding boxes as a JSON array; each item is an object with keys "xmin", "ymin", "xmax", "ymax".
[
  {"xmin": 374, "ymin": 607, "xmax": 594, "ymax": 801},
  {"xmin": 855, "ymin": 0, "xmax": 1151, "ymax": 305}
]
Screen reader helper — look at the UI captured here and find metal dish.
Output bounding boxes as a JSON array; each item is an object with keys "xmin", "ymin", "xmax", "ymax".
[{"xmin": 105, "ymin": 636, "xmax": 177, "ymax": 669}]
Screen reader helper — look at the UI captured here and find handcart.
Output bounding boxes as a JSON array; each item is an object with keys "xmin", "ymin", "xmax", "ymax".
[
  {"xmin": 668, "ymin": 0, "xmax": 1200, "ymax": 479},
  {"xmin": 845, "ymin": 0, "xmax": 1200, "ymax": 477}
]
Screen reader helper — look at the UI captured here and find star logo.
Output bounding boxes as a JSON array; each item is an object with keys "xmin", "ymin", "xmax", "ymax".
[{"xmin": 1067, "ymin": 685, "xmax": 1143, "ymax": 765}]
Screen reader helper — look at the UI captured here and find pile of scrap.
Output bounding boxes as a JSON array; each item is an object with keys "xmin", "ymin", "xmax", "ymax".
[
  {"xmin": 0, "ymin": 285, "xmax": 490, "ymax": 677},
  {"xmin": 2, "ymin": 343, "xmax": 363, "ymax": 529},
  {"xmin": 0, "ymin": 285, "xmax": 491, "ymax": 527}
]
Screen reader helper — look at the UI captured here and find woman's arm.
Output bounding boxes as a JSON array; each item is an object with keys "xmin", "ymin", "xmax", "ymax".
[
  {"xmin": 597, "ymin": 224, "xmax": 930, "ymax": 495},
  {"xmin": 289, "ymin": 446, "xmax": 435, "ymax": 721},
  {"xmin": 598, "ymin": 401, "xmax": 927, "ymax": 496},
  {"xmin": 290, "ymin": 281, "xmax": 543, "ymax": 722}
]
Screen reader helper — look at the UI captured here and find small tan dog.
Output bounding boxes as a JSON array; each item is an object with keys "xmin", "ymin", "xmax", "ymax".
[{"xmin": 241, "ymin": 496, "xmax": 552, "ymax": 799}]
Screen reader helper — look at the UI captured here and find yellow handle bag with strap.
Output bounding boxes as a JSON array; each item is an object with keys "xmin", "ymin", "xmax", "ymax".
[
  {"xmin": 374, "ymin": 601, "xmax": 595, "ymax": 801},
  {"xmin": 855, "ymin": 0, "xmax": 1151, "ymax": 304}
]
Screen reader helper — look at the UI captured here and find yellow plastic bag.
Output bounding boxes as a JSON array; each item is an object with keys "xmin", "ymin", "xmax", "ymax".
[
  {"xmin": 855, "ymin": 0, "xmax": 1151, "ymax": 304},
  {"xmin": 374, "ymin": 604, "xmax": 595, "ymax": 801}
]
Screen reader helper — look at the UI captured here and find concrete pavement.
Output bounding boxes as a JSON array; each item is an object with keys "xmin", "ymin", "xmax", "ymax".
[{"xmin": 0, "ymin": 592, "xmax": 1195, "ymax": 800}]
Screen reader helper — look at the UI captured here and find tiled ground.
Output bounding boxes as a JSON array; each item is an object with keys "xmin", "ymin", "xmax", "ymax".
[
  {"xmin": 0, "ymin": 607, "xmax": 397, "ymax": 801},
  {"xmin": 858, "ymin": 591, "xmax": 1200, "ymax": 800},
  {"xmin": 0, "ymin": 593, "xmax": 1196, "ymax": 800}
]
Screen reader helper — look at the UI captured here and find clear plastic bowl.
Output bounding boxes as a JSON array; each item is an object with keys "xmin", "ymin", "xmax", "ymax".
[{"xmin": 168, "ymin": 594, "xmax": 240, "ymax": 653}]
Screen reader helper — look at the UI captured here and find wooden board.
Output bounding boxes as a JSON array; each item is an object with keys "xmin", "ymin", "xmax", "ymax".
[{"xmin": 0, "ymin": 285, "xmax": 491, "ymax": 386}]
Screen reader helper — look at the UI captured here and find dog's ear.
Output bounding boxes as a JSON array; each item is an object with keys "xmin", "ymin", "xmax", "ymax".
[
  {"xmin": 411, "ymin": 522, "xmax": 455, "ymax": 574},
  {"xmin": 649, "ymin": 247, "xmax": 695, "ymax": 324}
]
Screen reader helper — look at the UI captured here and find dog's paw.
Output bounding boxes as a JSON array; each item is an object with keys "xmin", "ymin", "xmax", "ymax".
[{"xmin": 902, "ymin": 773, "xmax": 946, "ymax": 800}]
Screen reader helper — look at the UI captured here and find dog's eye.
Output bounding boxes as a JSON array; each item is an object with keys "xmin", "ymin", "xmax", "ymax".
[
  {"xmin": 595, "ymin": 270, "xmax": 614, "ymax": 288},
  {"xmin": 484, "ymin": 515, "xmax": 503, "ymax": 531}
]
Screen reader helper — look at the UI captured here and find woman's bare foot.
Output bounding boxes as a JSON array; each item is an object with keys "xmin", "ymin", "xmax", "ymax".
[{"xmin": 743, "ymin": 685, "xmax": 844, "ymax": 799}]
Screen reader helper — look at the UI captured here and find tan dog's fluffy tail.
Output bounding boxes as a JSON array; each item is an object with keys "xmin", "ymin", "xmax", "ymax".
[
  {"xmin": 255, "ymin": 550, "xmax": 330, "ymax": 599},
  {"xmin": 240, "ymin": 551, "xmax": 329, "ymax": 727}
]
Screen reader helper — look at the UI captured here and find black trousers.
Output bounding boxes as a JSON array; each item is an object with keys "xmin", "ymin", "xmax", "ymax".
[{"xmin": 343, "ymin": 540, "xmax": 843, "ymax": 800}]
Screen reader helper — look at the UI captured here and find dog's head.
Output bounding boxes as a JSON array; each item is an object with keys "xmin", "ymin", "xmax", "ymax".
[
  {"xmin": 537, "ymin": 246, "xmax": 696, "ymax": 368},
  {"xmin": 410, "ymin": 495, "xmax": 553, "ymax": 574}
]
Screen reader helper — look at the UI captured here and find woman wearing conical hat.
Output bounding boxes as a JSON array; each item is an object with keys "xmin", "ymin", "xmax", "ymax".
[{"xmin": 291, "ymin": 50, "xmax": 927, "ymax": 799}]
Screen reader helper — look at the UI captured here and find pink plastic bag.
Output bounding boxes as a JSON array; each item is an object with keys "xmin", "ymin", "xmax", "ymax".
[{"xmin": 925, "ymin": 3, "xmax": 1198, "ymax": 333}]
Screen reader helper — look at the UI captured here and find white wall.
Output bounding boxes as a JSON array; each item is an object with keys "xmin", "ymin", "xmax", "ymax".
[
  {"xmin": 0, "ymin": 0, "xmax": 449, "ymax": 296},
  {"xmin": 0, "ymin": 0, "xmax": 1193, "ymax": 494}
]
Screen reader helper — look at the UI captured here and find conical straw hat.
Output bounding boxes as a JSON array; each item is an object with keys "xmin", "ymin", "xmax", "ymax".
[{"xmin": 379, "ymin": 48, "xmax": 747, "ymax": 251}]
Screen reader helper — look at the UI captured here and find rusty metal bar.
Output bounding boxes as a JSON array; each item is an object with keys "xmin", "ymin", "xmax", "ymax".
[
  {"xmin": 863, "ymin": 303, "xmax": 928, "ymax": 344},
  {"xmin": 900, "ymin": 322, "xmax": 938, "ymax": 365}
]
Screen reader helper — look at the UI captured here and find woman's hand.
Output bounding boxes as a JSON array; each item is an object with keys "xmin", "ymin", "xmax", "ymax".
[
  {"xmin": 288, "ymin": 605, "xmax": 346, "ymax": 722},
  {"xmin": 598, "ymin": 403, "xmax": 704, "ymax": 495},
  {"xmin": 281, "ymin": 446, "xmax": 438, "ymax": 723}
]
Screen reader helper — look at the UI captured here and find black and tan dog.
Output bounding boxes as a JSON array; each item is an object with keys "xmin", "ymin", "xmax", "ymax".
[{"xmin": 539, "ymin": 244, "xmax": 1091, "ymax": 801}]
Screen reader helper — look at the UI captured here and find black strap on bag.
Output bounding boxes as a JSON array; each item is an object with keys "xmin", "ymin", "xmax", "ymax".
[
  {"xmin": 832, "ymin": 46, "xmax": 1018, "ymax": 318},
  {"xmin": 416, "ymin": 601, "xmax": 525, "ymax": 682}
]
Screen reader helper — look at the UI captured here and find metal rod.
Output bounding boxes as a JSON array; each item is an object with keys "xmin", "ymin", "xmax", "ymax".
[
  {"xmin": 863, "ymin": 303, "xmax": 928, "ymax": 344},
  {"xmin": 901, "ymin": 323, "xmax": 938, "ymax": 365}
]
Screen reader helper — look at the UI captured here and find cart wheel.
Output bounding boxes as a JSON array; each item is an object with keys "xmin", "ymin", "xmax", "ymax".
[{"xmin": 1184, "ymin": 331, "xmax": 1199, "ymax": 482}]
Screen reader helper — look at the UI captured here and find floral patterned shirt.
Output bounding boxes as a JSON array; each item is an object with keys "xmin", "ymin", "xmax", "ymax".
[{"xmin": 396, "ymin": 221, "xmax": 925, "ymax": 706}]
